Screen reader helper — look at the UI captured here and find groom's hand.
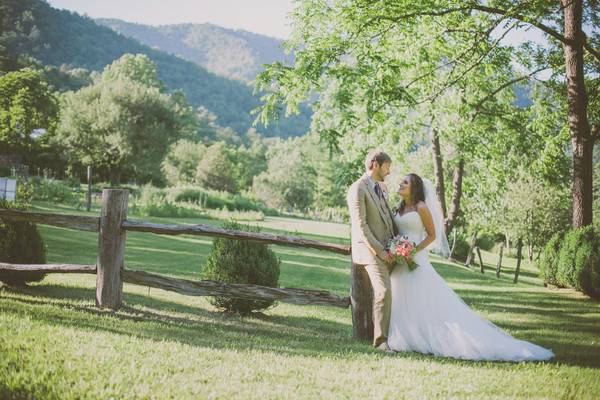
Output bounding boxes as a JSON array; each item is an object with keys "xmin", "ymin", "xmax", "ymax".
[{"xmin": 378, "ymin": 251, "xmax": 394, "ymax": 264}]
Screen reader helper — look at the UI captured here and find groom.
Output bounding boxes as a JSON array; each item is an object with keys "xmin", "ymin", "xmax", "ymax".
[{"xmin": 347, "ymin": 150, "xmax": 398, "ymax": 352}]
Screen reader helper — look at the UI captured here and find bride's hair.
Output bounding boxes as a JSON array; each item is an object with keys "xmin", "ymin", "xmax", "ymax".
[{"xmin": 395, "ymin": 173, "xmax": 426, "ymax": 214}]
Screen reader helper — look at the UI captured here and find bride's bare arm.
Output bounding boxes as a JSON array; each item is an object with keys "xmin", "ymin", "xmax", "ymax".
[{"xmin": 416, "ymin": 202, "xmax": 436, "ymax": 252}]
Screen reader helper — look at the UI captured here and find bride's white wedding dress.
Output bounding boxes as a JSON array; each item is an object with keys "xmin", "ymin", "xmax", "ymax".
[{"xmin": 387, "ymin": 211, "xmax": 554, "ymax": 362}]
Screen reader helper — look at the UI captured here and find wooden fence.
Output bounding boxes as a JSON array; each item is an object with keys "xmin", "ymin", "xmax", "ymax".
[{"xmin": 0, "ymin": 189, "xmax": 374, "ymax": 341}]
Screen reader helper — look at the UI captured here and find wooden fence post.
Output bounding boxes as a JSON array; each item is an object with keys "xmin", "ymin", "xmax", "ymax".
[
  {"xmin": 350, "ymin": 261, "xmax": 373, "ymax": 342},
  {"xmin": 96, "ymin": 189, "xmax": 128, "ymax": 310},
  {"xmin": 496, "ymin": 244, "xmax": 504, "ymax": 278}
]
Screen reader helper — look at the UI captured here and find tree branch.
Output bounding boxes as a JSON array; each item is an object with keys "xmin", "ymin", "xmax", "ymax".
[
  {"xmin": 470, "ymin": 65, "xmax": 550, "ymax": 121},
  {"xmin": 470, "ymin": 4, "xmax": 600, "ymax": 63},
  {"xmin": 368, "ymin": 3, "xmax": 600, "ymax": 63},
  {"xmin": 470, "ymin": 4, "xmax": 567, "ymax": 45}
]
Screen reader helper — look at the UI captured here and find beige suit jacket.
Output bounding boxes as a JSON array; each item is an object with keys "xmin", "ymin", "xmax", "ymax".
[{"xmin": 347, "ymin": 174, "xmax": 398, "ymax": 265}]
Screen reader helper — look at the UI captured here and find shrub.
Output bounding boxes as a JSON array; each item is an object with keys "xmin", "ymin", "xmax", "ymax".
[
  {"xmin": 32, "ymin": 178, "xmax": 75, "ymax": 203},
  {"xmin": 0, "ymin": 211, "xmax": 47, "ymax": 286},
  {"xmin": 477, "ymin": 233, "xmax": 502, "ymax": 252},
  {"xmin": 166, "ymin": 186, "xmax": 274, "ymax": 214},
  {"xmin": 538, "ymin": 232, "xmax": 563, "ymax": 286},
  {"xmin": 556, "ymin": 226, "xmax": 600, "ymax": 299},
  {"xmin": 449, "ymin": 231, "xmax": 471, "ymax": 262},
  {"xmin": 202, "ymin": 221, "xmax": 280, "ymax": 314}
]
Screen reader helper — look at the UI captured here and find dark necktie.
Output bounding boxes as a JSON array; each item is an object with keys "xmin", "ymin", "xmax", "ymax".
[{"xmin": 374, "ymin": 182, "xmax": 383, "ymax": 199}]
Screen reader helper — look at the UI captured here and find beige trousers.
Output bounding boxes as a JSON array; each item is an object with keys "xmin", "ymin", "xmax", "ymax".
[{"xmin": 364, "ymin": 261, "xmax": 393, "ymax": 347}]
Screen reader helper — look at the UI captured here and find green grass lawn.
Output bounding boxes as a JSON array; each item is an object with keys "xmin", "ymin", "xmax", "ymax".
[{"xmin": 1, "ymin": 202, "xmax": 599, "ymax": 399}]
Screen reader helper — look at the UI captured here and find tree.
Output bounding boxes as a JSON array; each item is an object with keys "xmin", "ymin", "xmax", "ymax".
[
  {"xmin": 0, "ymin": 68, "xmax": 57, "ymax": 156},
  {"xmin": 55, "ymin": 55, "xmax": 196, "ymax": 185},
  {"xmin": 255, "ymin": 0, "xmax": 600, "ymax": 229},
  {"xmin": 162, "ymin": 139, "xmax": 207, "ymax": 185},
  {"xmin": 498, "ymin": 168, "xmax": 571, "ymax": 258},
  {"xmin": 195, "ymin": 142, "xmax": 238, "ymax": 193},
  {"xmin": 252, "ymin": 138, "xmax": 317, "ymax": 211},
  {"xmin": 101, "ymin": 53, "xmax": 165, "ymax": 91}
]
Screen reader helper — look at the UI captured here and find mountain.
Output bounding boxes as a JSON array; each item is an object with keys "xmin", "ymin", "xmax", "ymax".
[
  {"xmin": 96, "ymin": 19, "xmax": 293, "ymax": 83},
  {"xmin": 0, "ymin": 0, "xmax": 310, "ymax": 138}
]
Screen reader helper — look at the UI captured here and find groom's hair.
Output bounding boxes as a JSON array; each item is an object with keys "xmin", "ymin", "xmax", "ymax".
[{"xmin": 365, "ymin": 150, "xmax": 392, "ymax": 171}]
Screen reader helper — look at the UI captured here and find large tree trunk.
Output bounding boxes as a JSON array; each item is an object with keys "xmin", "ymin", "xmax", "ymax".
[
  {"xmin": 445, "ymin": 158, "xmax": 464, "ymax": 234},
  {"xmin": 562, "ymin": 0, "xmax": 593, "ymax": 227},
  {"xmin": 430, "ymin": 126, "xmax": 447, "ymax": 218}
]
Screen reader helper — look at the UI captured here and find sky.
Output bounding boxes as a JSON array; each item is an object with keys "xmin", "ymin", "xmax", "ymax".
[
  {"xmin": 47, "ymin": 0, "xmax": 553, "ymax": 47},
  {"xmin": 47, "ymin": 0, "xmax": 296, "ymax": 39}
]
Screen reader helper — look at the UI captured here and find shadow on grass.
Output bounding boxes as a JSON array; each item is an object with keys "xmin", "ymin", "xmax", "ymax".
[{"xmin": 2, "ymin": 278, "xmax": 599, "ymax": 369}]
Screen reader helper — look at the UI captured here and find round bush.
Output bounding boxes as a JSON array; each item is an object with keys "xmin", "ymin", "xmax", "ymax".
[
  {"xmin": 556, "ymin": 226, "xmax": 600, "ymax": 299},
  {"xmin": 538, "ymin": 232, "xmax": 563, "ymax": 286},
  {"xmin": 202, "ymin": 221, "xmax": 280, "ymax": 314},
  {"xmin": 556, "ymin": 227, "xmax": 586, "ymax": 287},
  {"xmin": 0, "ymin": 218, "xmax": 47, "ymax": 286}
]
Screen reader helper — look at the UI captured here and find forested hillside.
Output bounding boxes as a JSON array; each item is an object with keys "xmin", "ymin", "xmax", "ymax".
[
  {"xmin": 96, "ymin": 19, "xmax": 292, "ymax": 83},
  {"xmin": 0, "ymin": 0, "xmax": 310, "ymax": 138}
]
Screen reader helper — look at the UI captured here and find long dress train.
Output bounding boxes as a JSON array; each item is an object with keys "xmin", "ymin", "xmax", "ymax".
[{"xmin": 387, "ymin": 211, "xmax": 554, "ymax": 362}]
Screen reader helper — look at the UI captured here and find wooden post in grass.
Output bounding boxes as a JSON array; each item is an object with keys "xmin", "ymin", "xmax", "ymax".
[
  {"xmin": 86, "ymin": 165, "xmax": 92, "ymax": 212},
  {"xmin": 350, "ymin": 261, "xmax": 373, "ymax": 342},
  {"xmin": 496, "ymin": 244, "xmax": 504, "ymax": 278},
  {"xmin": 476, "ymin": 246, "xmax": 485, "ymax": 273},
  {"xmin": 514, "ymin": 238, "xmax": 523, "ymax": 284},
  {"xmin": 96, "ymin": 189, "xmax": 128, "ymax": 310}
]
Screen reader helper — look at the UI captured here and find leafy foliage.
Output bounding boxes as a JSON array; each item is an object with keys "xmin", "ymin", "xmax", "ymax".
[
  {"xmin": 202, "ymin": 221, "xmax": 280, "ymax": 314},
  {"xmin": 162, "ymin": 140, "xmax": 207, "ymax": 185},
  {"xmin": 538, "ymin": 232, "xmax": 564, "ymax": 286},
  {"xmin": 0, "ymin": 68, "xmax": 58, "ymax": 155},
  {"xmin": 55, "ymin": 54, "xmax": 197, "ymax": 184},
  {"xmin": 252, "ymin": 138, "xmax": 317, "ymax": 211},
  {"xmin": 0, "ymin": 200, "xmax": 46, "ymax": 286},
  {"xmin": 556, "ymin": 227, "xmax": 600, "ymax": 299}
]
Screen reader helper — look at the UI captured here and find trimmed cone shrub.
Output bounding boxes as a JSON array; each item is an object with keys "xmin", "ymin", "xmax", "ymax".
[
  {"xmin": 0, "ymin": 218, "xmax": 47, "ymax": 286},
  {"xmin": 556, "ymin": 226, "xmax": 600, "ymax": 300},
  {"xmin": 538, "ymin": 232, "xmax": 563, "ymax": 286},
  {"xmin": 202, "ymin": 221, "xmax": 280, "ymax": 314}
]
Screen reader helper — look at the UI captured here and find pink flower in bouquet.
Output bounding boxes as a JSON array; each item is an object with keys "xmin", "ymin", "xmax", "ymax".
[{"xmin": 387, "ymin": 235, "xmax": 418, "ymax": 271}]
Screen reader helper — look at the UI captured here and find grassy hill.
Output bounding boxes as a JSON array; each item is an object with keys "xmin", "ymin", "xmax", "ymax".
[{"xmin": 1, "ymin": 201, "xmax": 599, "ymax": 398}]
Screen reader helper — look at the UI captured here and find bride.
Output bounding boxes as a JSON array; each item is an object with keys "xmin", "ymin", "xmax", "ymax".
[{"xmin": 387, "ymin": 173, "xmax": 554, "ymax": 362}]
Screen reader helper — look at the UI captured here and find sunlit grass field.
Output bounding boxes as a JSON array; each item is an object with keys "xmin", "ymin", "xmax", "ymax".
[{"xmin": 1, "ymin": 202, "xmax": 599, "ymax": 399}]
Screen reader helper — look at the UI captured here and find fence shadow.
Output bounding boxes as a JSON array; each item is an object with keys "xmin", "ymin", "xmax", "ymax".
[{"xmin": 2, "ymin": 281, "xmax": 591, "ymax": 370}]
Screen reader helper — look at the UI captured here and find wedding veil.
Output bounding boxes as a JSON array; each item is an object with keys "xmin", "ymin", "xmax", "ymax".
[{"xmin": 421, "ymin": 178, "xmax": 451, "ymax": 258}]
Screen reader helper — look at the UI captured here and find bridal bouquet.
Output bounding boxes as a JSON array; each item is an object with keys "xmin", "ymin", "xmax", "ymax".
[{"xmin": 387, "ymin": 235, "xmax": 418, "ymax": 271}]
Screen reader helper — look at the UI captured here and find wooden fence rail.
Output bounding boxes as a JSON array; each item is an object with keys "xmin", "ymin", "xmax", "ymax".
[
  {"xmin": 0, "ymin": 209, "xmax": 99, "ymax": 231},
  {"xmin": 0, "ymin": 189, "xmax": 371, "ymax": 340},
  {"xmin": 122, "ymin": 270, "xmax": 350, "ymax": 308},
  {"xmin": 122, "ymin": 220, "xmax": 351, "ymax": 255},
  {"xmin": 0, "ymin": 262, "xmax": 96, "ymax": 274}
]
